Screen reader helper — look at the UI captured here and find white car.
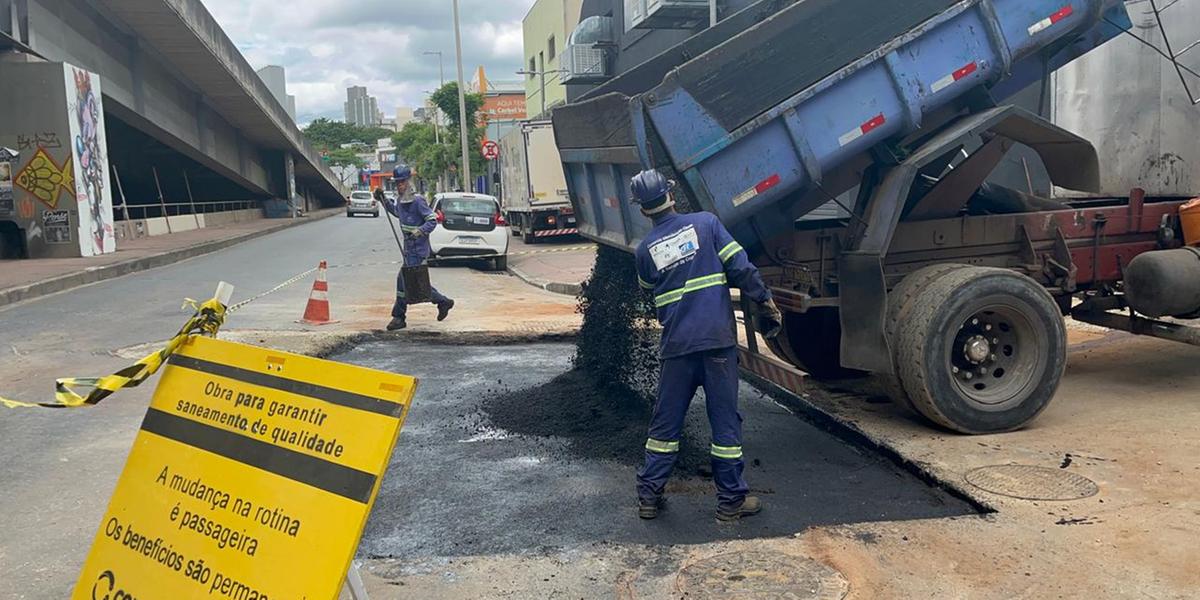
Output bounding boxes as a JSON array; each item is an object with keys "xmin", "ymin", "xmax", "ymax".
[
  {"xmin": 428, "ymin": 193, "xmax": 509, "ymax": 270},
  {"xmin": 346, "ymin": 190, "xmax": 379, "ymax": 217}
]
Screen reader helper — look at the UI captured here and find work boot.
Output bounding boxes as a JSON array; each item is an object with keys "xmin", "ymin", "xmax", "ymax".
[
  {"xmin": 638, "ymin": 497, "xmax": 667, "ymax": 520},
  {"xmin": 436, "ymin": 299, "xmax": 455, "ymax": 321},
  {"xmin": 716, "ymin": 496, "xmax": 762, "ymax": 522},
  {"xmin": 386, "ymin": 317, "xmax": 407, "ymax": 331}
]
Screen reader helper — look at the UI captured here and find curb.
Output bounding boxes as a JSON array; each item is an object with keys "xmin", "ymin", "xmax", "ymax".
[
  {"xmin": 0, "ymin": 210, "xmax": 340, "ymax": 310},
  {"xmin": 506, "ymin": 262, "xmax": 583, "ymax": 296}
]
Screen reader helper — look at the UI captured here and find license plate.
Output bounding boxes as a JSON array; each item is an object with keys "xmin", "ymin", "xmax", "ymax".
[
  {"xmin": 471, "ymin": 216, "xmax": 491, "ymax": 225},
  {"xmin": 567, "ymin": 217, "xmax": 576, "ymax": 224},
  {"xmin": 459, "ymin": 237, "xmax": 482, "ymax": 245}
]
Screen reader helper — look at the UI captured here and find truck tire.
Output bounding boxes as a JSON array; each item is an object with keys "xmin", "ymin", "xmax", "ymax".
[
  {"xmin": 894, "ymin": 266, "xmax": 1066, "ymax": 434},
  {"xmin": 772, "ymin": 308, "xmax": 867, "ymax": 380},
  {"xmin": 882, "ymin": 263, "xmax": 968, "ymax": 416}
]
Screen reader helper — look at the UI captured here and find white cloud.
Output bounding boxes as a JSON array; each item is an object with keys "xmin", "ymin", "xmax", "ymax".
[{"xmin": 202, "ymin": 0, "xmax": 537, "ymax": 124}]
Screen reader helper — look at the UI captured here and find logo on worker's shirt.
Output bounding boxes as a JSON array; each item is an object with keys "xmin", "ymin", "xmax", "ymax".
[{"xmin": 649, "ymin": 225, "xmax": 699, "ymax": 271}]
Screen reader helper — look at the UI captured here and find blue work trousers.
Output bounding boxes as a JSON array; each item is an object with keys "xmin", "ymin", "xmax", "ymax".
[
  {"xmin": 392, "ymin": 262, "xmax": 449, "ymax": 319},
  {"xmin": 636, "ymin": 345, "xmax": 749, "ymax": 509}
]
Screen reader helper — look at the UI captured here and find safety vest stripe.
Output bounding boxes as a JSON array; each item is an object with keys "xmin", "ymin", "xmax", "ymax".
[
  {"xmin": 638, "ymin": 276, "xmax": 654, "ymax": 290},
  {"xmin": 400, "ymin": 224, "xmax": 420, "ymax": 232},
  {"xmin": 718, "ymin": 241, "xmax": 743, "ymax": 263},
  {"xmin": 654, "ymin": 273, "xmax": 728, "ymax": 308},
  {"xmin": 424, "ymin": 214, "xmax": 438, "ymax": 221},
  {"xmin": 710, "ymin": 443, "xmax": 743, "ymax": 459},
  {"xmin": 645, "ymin": 438, "xmax": 680, "ymax": 453}
]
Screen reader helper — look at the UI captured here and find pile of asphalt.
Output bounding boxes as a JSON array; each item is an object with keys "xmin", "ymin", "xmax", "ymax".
[
  {"xmin": 480, "ymin": 245, "xmax": 714, "ymax": 476},
  {"xmin": 481, "ymin": 369, "xmax": 710, "ymax": 476},
  {"xmin": 572, "ymin": 244, "xmax": 660, "ymax": 398}
]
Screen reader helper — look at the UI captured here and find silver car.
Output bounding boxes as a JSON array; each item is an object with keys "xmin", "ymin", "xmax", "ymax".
[{"xmin": 346, "ymin": 190, "xmax": 379, "ymax": 218}]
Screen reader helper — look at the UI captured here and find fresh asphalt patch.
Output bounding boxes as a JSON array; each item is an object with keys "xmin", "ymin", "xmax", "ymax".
[{"xmin": 335, "ymin": 341, "xmax": 977, "ymax": 559}]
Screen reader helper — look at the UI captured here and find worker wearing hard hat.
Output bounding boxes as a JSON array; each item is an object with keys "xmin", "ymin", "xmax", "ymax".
[
  {"xmin": 376, "ymin": 164, "xmax": 454, "ymax": 330},
  {"xmin": 629, "ymin": 169, "xmax": 783, "ymax": 521}
]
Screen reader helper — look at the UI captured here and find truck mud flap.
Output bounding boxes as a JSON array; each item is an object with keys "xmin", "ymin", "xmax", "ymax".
[{"xmin": 837, "ymin": 253, "xmax": 892, "ymax": 374}]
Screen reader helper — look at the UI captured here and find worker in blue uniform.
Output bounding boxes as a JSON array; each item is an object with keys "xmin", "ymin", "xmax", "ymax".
[
  {"xmin": 376, "ymin": 165, "xmax": 454, "ymax": 330},
  {"xmin": 630, "ymin": 169, "xmax": 783, "ymax": 521}
]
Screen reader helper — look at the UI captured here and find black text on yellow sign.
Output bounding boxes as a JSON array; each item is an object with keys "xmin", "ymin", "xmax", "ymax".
[{"xmin": 72, "ymin": 335, "xmax": 417, "ymax": 600}]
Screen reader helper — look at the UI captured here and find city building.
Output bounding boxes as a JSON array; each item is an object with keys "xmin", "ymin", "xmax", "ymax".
[
  {"xmin": 395, "ymin": 107, "xmax": 417, "ymax": 129},
  {"xmin": 474, "ymin": 67, "xmax": 527, "ymax": 143},
  {"xmin": 255, "ymin": 65, "xmax": 297, "ymax": 122},
  {"xmin": 344, "ymin": 86, "xmax": 381, "ymax": 127},
  {"xmin": 522, "ymin": 0, "xmax": 584, "ymax": 118}
]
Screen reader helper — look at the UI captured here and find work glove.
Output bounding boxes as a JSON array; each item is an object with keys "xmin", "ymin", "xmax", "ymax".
[
  {"xmin": 753, "ymin": 297, "xmax": 783, "ymax": 339},
  {"xmin": 373, "ymin": 188, "xmax": 385, "ymax": 203},
  {"xmin": 410, "ymin": 230, "xmax": 426, "ymax": 239}
]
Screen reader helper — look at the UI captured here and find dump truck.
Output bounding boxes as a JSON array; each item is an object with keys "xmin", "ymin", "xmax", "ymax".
[
  {"xmin": 553, "ymin": 0, "xmax": 1200, "ymax": 434},
  {"xmin": 498, "ymin": 120, "xmax": 577, "ymax": 243}
]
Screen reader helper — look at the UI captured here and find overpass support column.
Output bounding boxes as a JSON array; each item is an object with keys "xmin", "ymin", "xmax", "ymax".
[{"xmin": 0, "ymin": 61, "xmax": 116, "ymax": 258}]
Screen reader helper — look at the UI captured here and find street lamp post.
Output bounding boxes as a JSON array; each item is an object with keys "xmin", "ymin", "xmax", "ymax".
[
  {"xmin": 452, "ymin": 0, "xmax": 471, "ymax": 191},
  {"xmin": 516, "ymin": 68, "xmax": 566, "ymax": 118},
  {"xmin": 422, "ymin": 51, "xmax": 444, "ymax": 145}
]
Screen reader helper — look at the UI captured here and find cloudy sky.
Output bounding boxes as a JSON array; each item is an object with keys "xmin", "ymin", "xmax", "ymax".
[{"xmin": 204, "ymin": 0, "xmax": 536, "ymax": 125}]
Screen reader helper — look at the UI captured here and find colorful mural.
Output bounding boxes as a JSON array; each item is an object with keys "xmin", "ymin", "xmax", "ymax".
[
  {"xmin": 13, "ymin": 147, "xmax": 74, "ymax": 209},
  {"xmin": 66, "ymin": 66, "xmax": 114, "ymax": 256}
]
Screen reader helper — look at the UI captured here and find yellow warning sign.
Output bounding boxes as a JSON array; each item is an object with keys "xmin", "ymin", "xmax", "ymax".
[{"xmin": 71, "ymin": 335, "xmax": 417, "ymax": 600}]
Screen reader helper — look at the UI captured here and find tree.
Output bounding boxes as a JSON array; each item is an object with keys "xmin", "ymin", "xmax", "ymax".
[
  {"xmin": 430, "ymin": 82, "xmax": 485, "ymax": 133},
  {"xmin": 303, "ymin": 118, "xmax": 397, "ymax": 152},
  {"xmin": 325, "ymin": 147, "xmax": 365, "ymax": 169}
]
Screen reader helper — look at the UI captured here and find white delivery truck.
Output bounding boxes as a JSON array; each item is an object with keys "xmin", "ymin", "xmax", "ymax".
[{"xmin": 498, "ymin": 120, "xmax": 576, "ymax": 243}]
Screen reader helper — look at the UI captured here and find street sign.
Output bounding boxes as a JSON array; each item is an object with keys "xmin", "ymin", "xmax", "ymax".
[
  {"xmin": 481, "ymin": 139, "xmax": 499, "ymax": 161},
  {"xmin": 72, "ymin": 335, "xmax": 417, "ymax": 600}
]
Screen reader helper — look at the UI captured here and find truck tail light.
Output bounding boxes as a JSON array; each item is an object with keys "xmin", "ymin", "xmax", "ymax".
[
  {"xmin": 547, "ymin": 215, "xmax": 557, "ymax": 225},
  {"xmin": 435, "ymin": 209, "xmax": 445, "ymax": 223},
  {"xmin": 495, "ymin": 211, "xmax": 507, "ymax": 226}
]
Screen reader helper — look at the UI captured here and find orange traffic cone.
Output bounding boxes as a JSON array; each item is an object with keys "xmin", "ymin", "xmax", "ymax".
[{"xmin": 299, "ymin": 261, "xmax": 339, "ymax": 325}]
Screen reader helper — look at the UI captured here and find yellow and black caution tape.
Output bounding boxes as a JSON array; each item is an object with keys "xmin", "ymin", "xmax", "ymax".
[{"xmin": 0, "ymin": 295, "xmax": 228, "ymax": 409}]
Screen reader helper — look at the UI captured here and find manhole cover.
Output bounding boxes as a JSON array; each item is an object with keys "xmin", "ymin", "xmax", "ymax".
[
  {"xmin": 676, "ymin": 551, "xmax": 848, "ymax": 599},
  {"xmin": 964, "ymin": 464, "xmax": 1099, "ymax": 501}
]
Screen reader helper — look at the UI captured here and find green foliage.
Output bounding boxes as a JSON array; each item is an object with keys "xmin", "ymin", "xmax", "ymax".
[
  {"xmin": 325, "ymin": 147, "xmax": 365, "ymax": 168},
  {"xmin": 430, "ymin": 82, "xmax": 485, "ymax": 133},
  {"xmin": 387, "ymin": 82, "xmax": 490, "ymax": 190},
  {"xmin": 302, "ymin": 118, "xmax": 394, "ymax": 152}
]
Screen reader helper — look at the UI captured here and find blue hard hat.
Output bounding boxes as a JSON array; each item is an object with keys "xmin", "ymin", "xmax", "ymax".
[
  {"xmin": 393, "ymin": 164, "xmax": 413, "ymax": 181},
  {"xmin": 630, "ymin": 169, "xmax": 675, "ymax": 213}
]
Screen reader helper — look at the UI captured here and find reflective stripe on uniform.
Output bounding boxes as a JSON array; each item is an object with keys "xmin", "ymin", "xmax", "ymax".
[
  {"xmin": 718, "ymin": 241, "xmax": 743, "ymax": 263},
  {"xmin": 424, "ymin": 214, "xmax": 438, "ymax": 221},
  {"xmin": 400, "ymin": 224, "xmax": 420, "ymax": 232},
  {"xmin": 638, "ymin": 276, "xmax": 654, "ymax": 290},
  {"xmin": 710, "ymin": 443, "xmax": 743, "ymax": 459},
  {"xmin": 654, "ymin": 273, "xmax": 728, "ymax": 308},
  {"xmin": 645, "ymin": 438, "xmax": 680, "ymax": 453}
]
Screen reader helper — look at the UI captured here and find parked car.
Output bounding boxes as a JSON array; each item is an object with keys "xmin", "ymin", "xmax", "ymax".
[
  {"xmin": 346, "ymin": 190, "xmax": 379, "ymax": 217},
  {"xmin": 428, "ymin": 193, "xmax": 509, "ymax": 270}
]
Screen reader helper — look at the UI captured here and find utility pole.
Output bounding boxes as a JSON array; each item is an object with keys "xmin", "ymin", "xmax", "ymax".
[{"xmin": 452, "ymin": 0, "xmax": 471, "ymax": 191}]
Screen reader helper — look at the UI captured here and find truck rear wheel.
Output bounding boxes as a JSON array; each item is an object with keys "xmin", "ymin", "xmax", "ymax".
[
  {"xmin": 770, "ymin": 308, "xmax": 866, "ymax": 380},
  {"xmin": 882, "ymin": 263, "xmax": 968, "ymax": 416},
  {"xmin": 894, "ymin": 266, "xmax": 1066, "ymax": 434}
]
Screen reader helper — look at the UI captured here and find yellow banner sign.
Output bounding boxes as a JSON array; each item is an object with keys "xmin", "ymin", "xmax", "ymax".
[{"xmin": 72, "ymin": 335, "xmax": 417, "ymax": 600}]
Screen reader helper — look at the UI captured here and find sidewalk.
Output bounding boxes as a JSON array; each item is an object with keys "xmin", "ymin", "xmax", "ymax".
[
  {"xmin": 0, "ymin": 208, "xmax": 339, "ymax": 308},
  {"xmin": 505, "ymin": 235, "xmax": 595, "ymax": 295}
]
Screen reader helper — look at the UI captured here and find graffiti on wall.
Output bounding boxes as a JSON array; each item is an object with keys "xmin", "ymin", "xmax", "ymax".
[
  {"xmin": 66, "ymin": 66, "xmax": 114, "ymax": 256},
  {"xmin": 13, "ymin": 147, "xmax": 74, "ymax": 209},
  {"xmin": 17, "ymin": 132, "xmax": 63, "ymax": 150}
]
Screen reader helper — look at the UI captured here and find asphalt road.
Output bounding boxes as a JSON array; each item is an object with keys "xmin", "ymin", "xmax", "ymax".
[
  {"xmin": 0, "ymin": 215, "xmax": 571, "ymax": 598},
  {"xmin": 340, "ymin": 341, "xmax": 975, "ymax": 559}
]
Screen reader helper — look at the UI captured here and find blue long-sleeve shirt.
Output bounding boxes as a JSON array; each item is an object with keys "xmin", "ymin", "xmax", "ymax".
[
  {"xmin": 635, "ymin": 211, "xmax": 770, "ymax": 360},
  {"xmin": 384, "ymin": 191, "xmax": 438, "ymax": 265}
]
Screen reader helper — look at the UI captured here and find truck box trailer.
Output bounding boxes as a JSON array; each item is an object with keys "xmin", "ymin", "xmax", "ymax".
[
  {"xmin": 553, "ymin": 0, "xmax": 1200, "ymax": 434},
  {"xmin": 498, "ymin": 120, "xmax": 577, "ymax": 243}
]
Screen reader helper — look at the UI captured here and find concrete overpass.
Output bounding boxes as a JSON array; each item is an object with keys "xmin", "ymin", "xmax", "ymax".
[{"xmin": 0, "ymin": 0, "xmax": 345, "ymax": 220}]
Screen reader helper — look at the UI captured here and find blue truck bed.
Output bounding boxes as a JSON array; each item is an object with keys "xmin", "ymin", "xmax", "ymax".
[{"xmin": 554, "ymin": 0, "xmax": 1131, "ymax": 252}]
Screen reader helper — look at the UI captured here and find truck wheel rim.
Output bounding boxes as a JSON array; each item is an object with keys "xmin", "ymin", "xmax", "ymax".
[{"xmin": 946, "ymin": 301, "xmax": 1044, "ymax": 411}]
